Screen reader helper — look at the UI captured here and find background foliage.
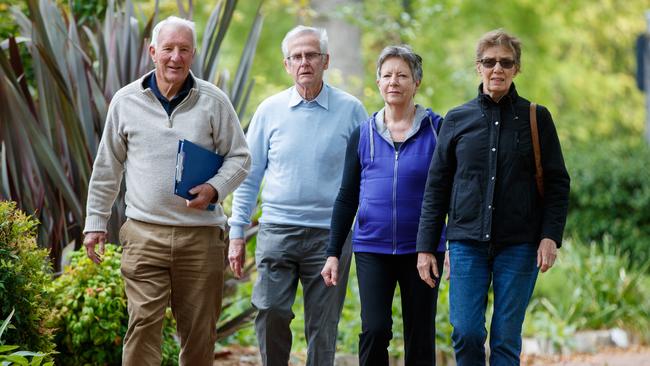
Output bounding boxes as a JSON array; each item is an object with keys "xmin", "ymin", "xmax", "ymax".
[
  {"xmin": 564, "ymin": 141, "xmax": 650, "ymax": 269},
  {"xmin": 526, "ymin": 238, "xmax": 650, "ymax": 348},
  {"xmin": 48, "ymin": 244, "xmax": 180, "ymax": 365},
  {"xmin": 0, "ymin": 201, "xmax": 55, "ymax": 354}
]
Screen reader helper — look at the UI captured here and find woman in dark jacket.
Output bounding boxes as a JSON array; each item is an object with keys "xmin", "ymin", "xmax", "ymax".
[
  {"xmin": 416, "ymin": 29, "xmax": 570, "ymax": 366},
  {"xmin": 321, "ymin": 45, "xmax": 445, "ymax": 366}
]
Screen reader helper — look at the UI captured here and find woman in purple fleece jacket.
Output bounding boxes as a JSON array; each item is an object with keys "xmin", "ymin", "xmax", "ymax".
[{"xmin": 320, "ymin": 45, "xmax": 445, "ymax": 366}]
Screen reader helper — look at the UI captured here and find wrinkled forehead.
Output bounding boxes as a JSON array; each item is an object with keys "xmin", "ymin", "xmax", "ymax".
[
  {"xmin": 157, "ymin": 24, "xmax": 194, "ymax": 47},
  {"xmin": 286, "ymin": 33, "xmax": 321, "ymax": 54}
]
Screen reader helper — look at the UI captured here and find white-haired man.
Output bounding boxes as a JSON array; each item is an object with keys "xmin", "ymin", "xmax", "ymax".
[
  {"xmin": 83, "ymin": 16, "xmax": 250, "ymax": 365},
  {"xmin": 228, "ymin": 25, "xmax": 368, "ymax": 365}
]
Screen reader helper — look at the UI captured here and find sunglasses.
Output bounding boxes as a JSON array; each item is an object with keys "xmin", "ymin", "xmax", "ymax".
[{"xmin": 479, "ymin": 58, "xmax": 516, "ymax": 69}]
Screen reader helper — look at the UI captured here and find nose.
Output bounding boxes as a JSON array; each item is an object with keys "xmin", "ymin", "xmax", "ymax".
[{"xmin": 170, "ymin": 48, "xmax": 181, "ymax": 61}]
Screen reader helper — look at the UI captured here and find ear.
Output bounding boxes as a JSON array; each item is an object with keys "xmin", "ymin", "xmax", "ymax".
[
  {"xmin": 283, "ymin": 58, "xmax": 291, "ymax": 74},
  {"xmin": 322, "ymin": 54, "xmax": 330, "ymax": 71},
  {"xmin": 476, "ymin": 62, "xmax": 481, "ymax": 75},
  {"xmin": 513, "ymin": 65, "xmax": 520, "ymax": 77},
  {"xmin": 149, "ymin": 45, "xmax": 156, "ymax": 63}
]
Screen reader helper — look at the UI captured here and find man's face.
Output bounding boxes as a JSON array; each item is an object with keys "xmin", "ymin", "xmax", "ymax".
[
  {"xmin": 283, "ymin": 33, "xmax": 329, "ymax": 91},
  {"xmin": 149, "ymin": 25, "xmax": 194, "ymax": 90}
]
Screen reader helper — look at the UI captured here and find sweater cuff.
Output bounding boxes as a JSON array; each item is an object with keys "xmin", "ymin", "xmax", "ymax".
[
  {"xmin": 229, "ymin": 225, "xmax": 245, "ymax": 239},
  {"xmin": 83, "ymin": 215, "xmax": 108, "ymax": 234}
]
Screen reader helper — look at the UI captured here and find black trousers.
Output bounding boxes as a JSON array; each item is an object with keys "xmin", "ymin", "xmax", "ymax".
[{"xmin": 355, "ymin": 251, "xmax": 445, "ymax": 366}]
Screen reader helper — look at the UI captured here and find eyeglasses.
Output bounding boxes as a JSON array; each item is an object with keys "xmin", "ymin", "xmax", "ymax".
[
  {"xmin": 286, "ymin": 52, "xmax": 324, "ymax": 64},
  {"xmin": 479, "ymin": 58, "xmax": 516, "ymax": 69}
]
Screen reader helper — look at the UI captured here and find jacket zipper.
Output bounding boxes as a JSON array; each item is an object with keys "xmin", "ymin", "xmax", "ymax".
[
  {"xmin": 392, "ymin": 148, "xmax": 399, "ymax": 254},
  {"xmin": 167, "ymin": 89, "xmax": 195, "ymax": 128}
]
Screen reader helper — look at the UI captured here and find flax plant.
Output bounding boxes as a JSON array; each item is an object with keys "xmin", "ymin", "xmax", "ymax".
[{"xmin": 0, "ymin": 0, "xmax": 263, "ymax": 270}]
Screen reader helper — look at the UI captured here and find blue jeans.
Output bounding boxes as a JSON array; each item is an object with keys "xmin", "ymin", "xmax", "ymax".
[{"xmin": 449, "ymin": 241, "xmax": 539, "ymax": 366}]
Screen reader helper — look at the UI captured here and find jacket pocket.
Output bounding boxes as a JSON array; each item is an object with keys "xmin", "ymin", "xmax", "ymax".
[
  {"xmin": 357, "ymin": 198, "xmax": 368, "ymax": 227},
  {"xmin": 452, "ymin": 176, "xmax": 481, "ymax": 227}
]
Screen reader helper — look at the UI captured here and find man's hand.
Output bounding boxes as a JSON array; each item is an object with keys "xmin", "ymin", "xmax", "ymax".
[
  {"xmin": 321, "ymin": 257, "xmax": 339, "ymax": 287},
  {"xmin": 187, "ymin": 183, "xmax": 217, "ymax": 210},
  {"xmin": 444, "ymin": 250, "xmax": 450, "ymax": 280},
  {"xmin": 537, "ymin": 238, "xmax": 558, "ymax": 273},
  {"xmin": 84, "ymin": 232, "xmax": 107, "ymax": 264},
  {"xmin": 417, "ymin": 252, "xmax": 439, "ymax": 288},
  {"xmin": 228, "ymin": 238, "xmax": 246, "ymax": 278}
]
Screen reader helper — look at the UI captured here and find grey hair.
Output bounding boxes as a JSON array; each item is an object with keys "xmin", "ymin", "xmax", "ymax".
[
  {"xmin": 281, "ymin": 25, "xmax": 328, "ymax": 58},
  {"xmin": 476, "ymin": 29, "xmax": 522, "ymax": 68},
  {"xmin": 150, "ymin": 16, "xmax": 197, "ymax": 49},
  {"xmin": 375, "ymin": 45, "xmax": 423, "ymax": 83}
]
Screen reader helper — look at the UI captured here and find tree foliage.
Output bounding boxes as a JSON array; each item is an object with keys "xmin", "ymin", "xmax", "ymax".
[{"xmin": 336, "ymin": 0, "xmax": 645, "ymax": 147}]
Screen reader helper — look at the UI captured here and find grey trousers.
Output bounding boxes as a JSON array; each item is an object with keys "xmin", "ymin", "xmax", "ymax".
[{"xmin": 252, "ymin": 223, "xmax": 352, "ymax": 366}]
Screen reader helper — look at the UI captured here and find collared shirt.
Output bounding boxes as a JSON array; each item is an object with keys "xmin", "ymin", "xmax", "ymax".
[
  {"xmin": 145, "ymin": 72, "xmax": 194, "ymax": 116},
  {"xmin": 228, "ymin": 84, "xmax": 368, "ymax": 239},
  {"xmin": 287, "ymin": 84, "xmax": 329, "ymax": 109}
]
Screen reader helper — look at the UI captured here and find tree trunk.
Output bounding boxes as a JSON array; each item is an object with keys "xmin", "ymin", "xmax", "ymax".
[{"xmin": 310, "ymin": 0, "xmax": 365, "ymax": 99}]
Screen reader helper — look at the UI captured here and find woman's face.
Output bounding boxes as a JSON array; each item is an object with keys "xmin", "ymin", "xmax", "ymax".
[
  {"xmin": 377, "ymin": 57, "xmax": 420, "ymax": 108},
  {"xmin": 477, "ymin": 45, "xmax": 519, "ymax": 101}
]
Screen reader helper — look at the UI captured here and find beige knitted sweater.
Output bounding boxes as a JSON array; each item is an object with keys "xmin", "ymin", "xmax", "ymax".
[{"xmin": 84, "ymin": 71, "xmax": 250, "ymax": 233}]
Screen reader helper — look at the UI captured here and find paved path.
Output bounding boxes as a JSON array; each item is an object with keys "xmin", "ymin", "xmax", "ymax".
[
  {"xmin": 523, "ymin": 346, "xmax": 650, "ymax": 366},
  {"xmin": 215, "ymin": 346, "xmax": 650, "ymax": 365}
]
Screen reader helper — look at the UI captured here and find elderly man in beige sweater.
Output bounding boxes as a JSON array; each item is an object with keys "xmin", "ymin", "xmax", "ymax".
[{"xmin": 82, "ymin": 16, "xmax": 250, "ymax": 366}]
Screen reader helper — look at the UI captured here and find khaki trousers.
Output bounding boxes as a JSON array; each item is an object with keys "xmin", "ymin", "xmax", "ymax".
[{"xmin": 119, "ymin": 219, "xmax": 225, "ymax": 366}]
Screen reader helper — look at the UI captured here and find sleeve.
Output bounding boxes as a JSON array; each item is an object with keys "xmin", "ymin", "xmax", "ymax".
[
  {"xmin": 227, "ymin": 108, "xmax": 269, "ymax": 239},
  {"xmin": 83, "ymin": 101, "xmax": 127, "ymax": 233},
  {"xmin": 416, "ymin": 114, "xmax": 456, "ymax": 252},
  {"xmin": 206, "ymin": 97, "xmax": 251, "ymax": 202},
  {"xmin": 353, "ymin": 101, "xmax": 369, "ymax": 126},
  {"xmin": 326, "ymin": 126, "xmax": 361, "ymax": 258},
  {"xmin": 537, "ymin": 106, "xmax": 570, "ymax": 247}
]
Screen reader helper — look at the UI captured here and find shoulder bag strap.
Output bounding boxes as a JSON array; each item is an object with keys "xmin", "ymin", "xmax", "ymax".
[{"xmin": 530, "ymin": 102, "xmax": 544, "ymax": 197}]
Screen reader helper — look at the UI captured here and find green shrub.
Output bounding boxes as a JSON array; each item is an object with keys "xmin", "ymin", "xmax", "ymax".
[
  {"xmin": 0, "ymin": 309, "xmax": 54, "ymax": 365},
  {"xmin": 565, "ymin": 141, "xmax": 650, "ymax": 268},
  {"xmin": 525, "ymin": 238, "xmax": 650, "ymax": 345},
  {"xmin": 49, "ymin": 244, "xmax": 180, "ymax": 365},
  {"xmin": 0, "ymin": 201, "xmax": 55, "ymax": 353}
]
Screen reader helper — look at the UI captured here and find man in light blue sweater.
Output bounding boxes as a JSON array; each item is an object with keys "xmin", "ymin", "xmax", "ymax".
[{"xmin": 228, "ymin": 25, "xmax": 367, "ymax": 366}]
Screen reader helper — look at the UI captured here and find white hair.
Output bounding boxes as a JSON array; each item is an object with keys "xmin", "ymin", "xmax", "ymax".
[
  {"xmin": 281, "ymin": 25, "xmax": 328, "ymax": 58},
  {"xmin": 150, "ymin": 16, "xmax": 197, "ymax": 49}
]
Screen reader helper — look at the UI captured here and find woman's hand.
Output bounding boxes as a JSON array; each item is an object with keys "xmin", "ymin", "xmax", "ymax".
[
  {"xmin": 537, "ymin": 238, "xmax": 558, "ymax": 273},
  {"xmin": 321, "ymin": 257, "xmax": 340, "ymax": 287},
  {"xmin": 417, "ymin": 252, "xmax": 439, "ymax": 288}
]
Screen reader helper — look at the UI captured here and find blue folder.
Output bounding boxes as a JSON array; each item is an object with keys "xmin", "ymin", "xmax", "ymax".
[{"xmin": 174, "ymin": 139, "xmax": 224, "ymax": 211}]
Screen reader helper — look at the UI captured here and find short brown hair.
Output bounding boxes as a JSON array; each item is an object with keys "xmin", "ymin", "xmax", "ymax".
[{"xmin": 476, "ymin": 29, "xmax": 522, "ymax": 67}]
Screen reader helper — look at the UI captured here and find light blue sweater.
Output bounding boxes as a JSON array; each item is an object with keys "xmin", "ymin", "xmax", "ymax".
[{"xmin": 228, "ymin": 84, "xmax": 368, "ymax": 238}]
